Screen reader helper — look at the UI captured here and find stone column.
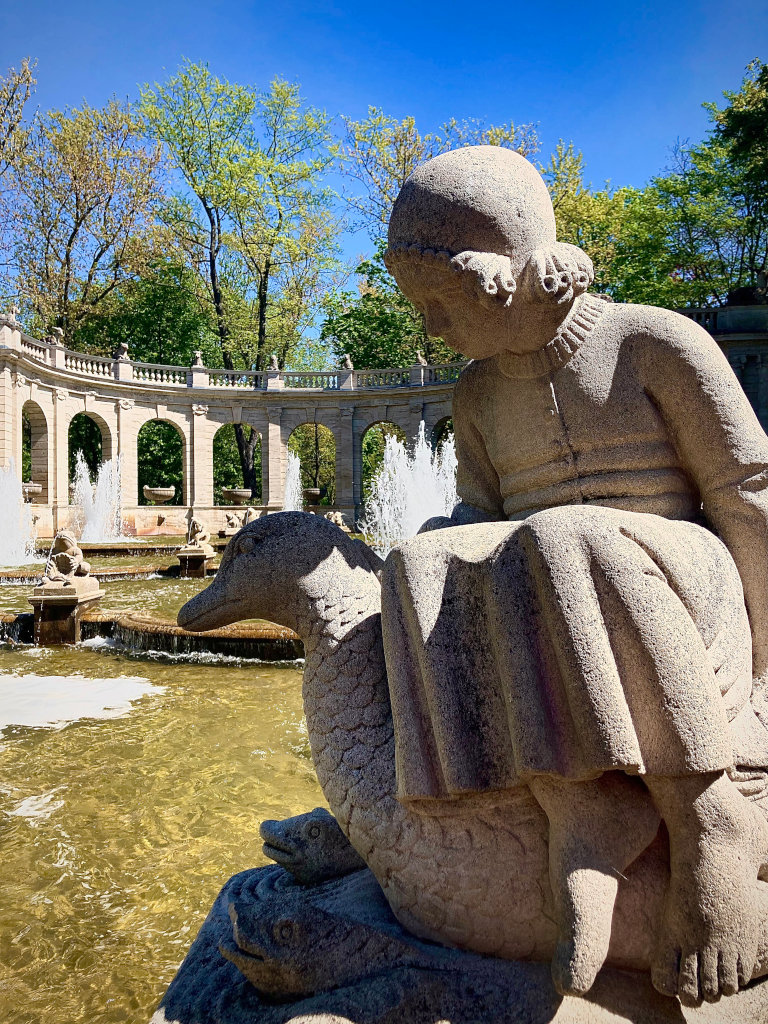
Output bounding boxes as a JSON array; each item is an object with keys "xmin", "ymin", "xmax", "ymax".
[
  {"xmin": 52, "ymin": 391, "xmax": 70, "ymax": 512},
  {"xmin": 335, "ymin": 406, "xmax": 355, "ymax": 521},
  {"xmin": 190, "ymin": 403, "xmax": 214, "ymax": 506},
  {"xmin": 0, "ymin": 318, "xmax": 21, "ymax": 473},
  {"xmin": 263, "ymin": 405, "xmax": 284, "ymax": 509},
  {"xmin": 116, "ymin": 399, "xmax": 138, "ymax": 505},
  {"xmin": 730, "ymin": 353, "xmax": 746, "ymax": 386}
]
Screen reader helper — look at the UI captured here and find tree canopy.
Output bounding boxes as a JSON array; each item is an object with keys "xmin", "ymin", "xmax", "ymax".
[{"xmin": 2, "ymin": 56, "xmax": 765, "ymax": 388}]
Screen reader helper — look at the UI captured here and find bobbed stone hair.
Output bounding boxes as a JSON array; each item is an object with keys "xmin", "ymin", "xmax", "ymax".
[{"xmin": 385, "ymin": 146, "xmax": 594, "ymax": 307}]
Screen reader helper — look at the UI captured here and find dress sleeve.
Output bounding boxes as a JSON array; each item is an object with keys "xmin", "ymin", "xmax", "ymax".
[
  {"xmin": 453, "ymin": 365, "xmax": 505, "ymax": 521},
  {"xmin": 639, "ymin": 312, "xmax": 768, "ymax": 677}
]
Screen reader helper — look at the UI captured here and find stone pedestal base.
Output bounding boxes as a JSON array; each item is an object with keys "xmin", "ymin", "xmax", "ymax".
[
  {"xmin": 29, "ymin": 578, "xmax": 103, "ymax": 644},
  {"xmin": 151, "ymin": 866, "xmax": 768, "ymax": 1024},
  {"xmin": 177, "ymin": 545, "xmax": 215, "ymax": 578}
]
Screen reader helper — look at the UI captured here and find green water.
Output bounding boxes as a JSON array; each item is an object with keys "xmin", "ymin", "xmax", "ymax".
[
  {"xmin": 0, "ymin": 643, "xmax": 322, "ymax": 1023},
  {"xmin": 1, "ymin": 576, "xmax": 211, "ymax": 621}
]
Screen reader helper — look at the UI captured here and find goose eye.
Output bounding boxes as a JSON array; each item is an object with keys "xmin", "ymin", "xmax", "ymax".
[
  {"xmin": 238, "ymin": 536, "xmax": 255, "ymax": 556},
  {"xmin": 274, "ymin": 920, "xmax": 294, "ymax": 943}
]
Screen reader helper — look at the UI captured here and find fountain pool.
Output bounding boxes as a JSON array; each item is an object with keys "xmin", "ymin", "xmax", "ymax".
[{"xmin": 0, "ymin": 642, "xmax": 319, "ymax": 1023}]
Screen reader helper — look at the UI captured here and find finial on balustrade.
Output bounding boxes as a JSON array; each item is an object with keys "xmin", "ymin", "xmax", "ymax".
[
  {"xmin": 269, "ymin": 353, "xmax": 279, "ymax": 370},
  {"xmin": 341, "ymin": 353, "xmax": 354, "ymax": 370},
  {"xmin": 114, "ymin": 341, "xmax": 130, "ymax": 361},
  {"xmin": 7, "ymin": 303, "xmax": 20, "ymax": 323},
  {"xmin": 192, "ymin": 350, "xmax": 205, "ymax": 367},
  {"xmin": 415, "ymin": 349, "xmax": 428, "ymax": 366},
  {"xmin": 48, "ymin": 327, "xmax": 64, "ymax": 346}
]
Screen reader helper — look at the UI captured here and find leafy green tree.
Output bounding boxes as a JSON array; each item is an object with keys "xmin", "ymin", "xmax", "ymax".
[
  {"xmin": 3, "ymin": 98, "xmax": 163, "ymax": 340},
  {"xmin": 330, "ymin": 111, "xmax": 539, "ymax": 366},
  {"xmin": 321, "ymin": 244, "xmax": 454, "ymax": 368},
  {"xmin": 712, "ymin": 59, "xmax": 768, "ymax": 195},
  {"xmin": 0, "ymin": 57, "xmax": 35, "ymax": 178},
  {"xmin": 140, "ymin": 61, "xmax": 340, "ymax": 492},
  {"xmin": 341, "ymin": 109, "xmax": 539, "ymax": 240},
  {"xmin": 73, "ymin": 261, "xmax": 218, "ymax": 363},
  {"xmin": 287, "ymin": 423, "xmax": 335, "ymax": 504},
  {"xmin": 213, "ymin": 424, "xmax": 262, "ymax": 504},
  {"xmin": 543, "ymin": 142, "xmax": 637, "ymax": 295},
  {"xmin": 137, "ymin": 421, "xmax": 183, "ymax": 505}
]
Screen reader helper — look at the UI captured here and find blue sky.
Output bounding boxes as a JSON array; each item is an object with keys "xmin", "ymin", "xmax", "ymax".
[{"xmin": 1, "ymin": 0, "xmax": 766, "ymax": 259}]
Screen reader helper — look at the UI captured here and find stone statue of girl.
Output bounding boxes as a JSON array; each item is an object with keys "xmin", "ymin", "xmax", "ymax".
[{"xmin": 382, "ymin": 146, "xmax": 768, "ymax": 1006}]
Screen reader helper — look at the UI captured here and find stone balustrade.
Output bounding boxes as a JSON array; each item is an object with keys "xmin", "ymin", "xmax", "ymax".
[{"xmin": 2, "ymin": 306, "xmax": 765, "ymax": 539}]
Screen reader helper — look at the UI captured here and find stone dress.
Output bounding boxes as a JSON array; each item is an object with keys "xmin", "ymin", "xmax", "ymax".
[{"xmin": 382, "ymin": 296, "xmax": 768, "ymax": 802}]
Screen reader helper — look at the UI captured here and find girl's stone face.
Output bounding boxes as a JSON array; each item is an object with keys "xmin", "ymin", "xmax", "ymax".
[{"xmin": 393, "ymin": 259, "xmax": 514, "ymax": 360}]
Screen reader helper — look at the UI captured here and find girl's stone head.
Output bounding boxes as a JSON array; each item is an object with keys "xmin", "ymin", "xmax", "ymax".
[{"xmin": 385, "ymin": 146, "xmax": 593, "ymax": 358}]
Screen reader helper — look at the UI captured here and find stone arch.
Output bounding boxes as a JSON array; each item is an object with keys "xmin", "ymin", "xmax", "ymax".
[
  {"xmin": 287, "ymin": 421, "xmax": 337, "ymax": 506},
  {"xmin": 360, "ymin": 421, "xmax": 407, "ymax": 505},
  {"xmin": 136, "ymin": 418, "xmax": 186, "ymax": 505},
  {"xmin": 21, "ymin": 399, "xmax": 50, "ymax": 502},
  {"xmin": 431, "ymin": 416, "xmax": 454, "ymax": 450},
  {"xmin": 212, "ymin": 421, "xmax": 263, "ymax": 504},
  {"xmin": 67, "ymin": 410, "xmax": 114, "ymax": 485}
]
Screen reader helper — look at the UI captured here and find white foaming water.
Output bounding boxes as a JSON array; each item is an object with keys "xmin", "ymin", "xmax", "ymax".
[
  {"xmin": 0, "ymin": 461, "xmax": 36, "ymax": 566},
  {"xmin": 282, "ymin": 451, "xmax": 304, "ymax": 511},
  {"xmin": 361, "ymin": 422, "xmax": 457, "ymax": 557},
  {"xmin": 72, "ymin": 451, "xmax": 124, "ymax": 541}
]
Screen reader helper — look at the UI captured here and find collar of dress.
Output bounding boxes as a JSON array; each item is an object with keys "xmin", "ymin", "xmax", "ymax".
[{"xmin": 495, "ymin": 294, "xmax": 607, "ymax": 379}]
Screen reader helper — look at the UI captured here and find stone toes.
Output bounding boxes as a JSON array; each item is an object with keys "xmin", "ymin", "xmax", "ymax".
[
  {"xmin": 651, "ymin": 947, "xmax": 680, "ymax": 997},
  {"xmin": 737, "ymin": 952, "xmax": 754, "ymax": 989},
  {"xmin": 719, "ymin": 951, "xmax": 739, "ymax": 997},
  {"xmin": 677, "ymin": 951, "xmax": 702, "ymax": 1006},
  {"xmin": 698, "ymin": 948, "xmax": 720, "ymax": 1002}
]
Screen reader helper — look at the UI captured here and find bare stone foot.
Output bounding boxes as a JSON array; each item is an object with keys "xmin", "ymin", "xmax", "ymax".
[
  {"xmin": 530, "ymin": 774, "xmax": 660, "ymax": 997},
  {"xmin": 650, "ymin": 775, "xmax": 768, "ymax": 1005},
  {"xmin": 548, "ymin": 857, "xmax": 618, "ymax": 995}
]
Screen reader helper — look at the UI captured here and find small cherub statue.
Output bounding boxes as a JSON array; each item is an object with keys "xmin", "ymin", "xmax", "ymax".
[
  {"xmin": 341, "ymin": 353, "xmax": 354, "ymax": 370},
  {"xmin": 268, "ymin": 353, "xmax": 279, "ymax": 371},
  {"xmin": 187, "ymin": 516, "xmax": 210, "ymax": 548},
  {"xmin": 44, "ymin": 530, "xmax": 91, "ymax": 583},
  {"xmin": 382, "ymin": 146, "xmax": 768, "ymax": 1005}
]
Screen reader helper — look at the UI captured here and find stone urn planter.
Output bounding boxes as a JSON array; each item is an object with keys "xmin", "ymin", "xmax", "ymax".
[
  {"xmin": 22, "ymin": 481, "xmax": 43, "ymax": 502},
  {"xmin": 143, "ymin": 485, "xmax": 176, "ymax": 505},
  {"xmin": 303, "ymin": 487, "xmax": 321, "ymax": 505},
  {"xmin": 221, "ymin": 488, "xmax": 252, "ymax": 505}
]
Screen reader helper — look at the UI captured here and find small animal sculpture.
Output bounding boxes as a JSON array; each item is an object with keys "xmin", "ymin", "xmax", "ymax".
[
  {"xmin": 323, "ymin": 510, "xmax": 351, "ymax": 532},
  {"xmin": 220, "ymin": 864, "xmax": 469, "ymax": 1001},
  {"xmin": 225, "ymin": 512, "xmax": 243, "ymax": 530},
  {"xmin": 187, "ymin": 516, "xmax": 210, "ymax": 547},
  {"xmin": 260, "ymin": 807, "xmax": 365, "ymax": 885},
  {"xmin": 44, "ymin": 530, "xmax": 91, "ymax": 582}
]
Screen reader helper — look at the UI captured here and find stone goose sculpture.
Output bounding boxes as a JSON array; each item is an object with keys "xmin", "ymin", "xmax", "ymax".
[{"xmin": 177, "ymin": 512, "xmax": 768, "ymax": 988}]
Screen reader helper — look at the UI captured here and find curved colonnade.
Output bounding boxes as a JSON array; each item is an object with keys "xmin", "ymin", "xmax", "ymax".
[{"xmin": 0, "ymin": 314, "xmax": 456, "ymax": 537}]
